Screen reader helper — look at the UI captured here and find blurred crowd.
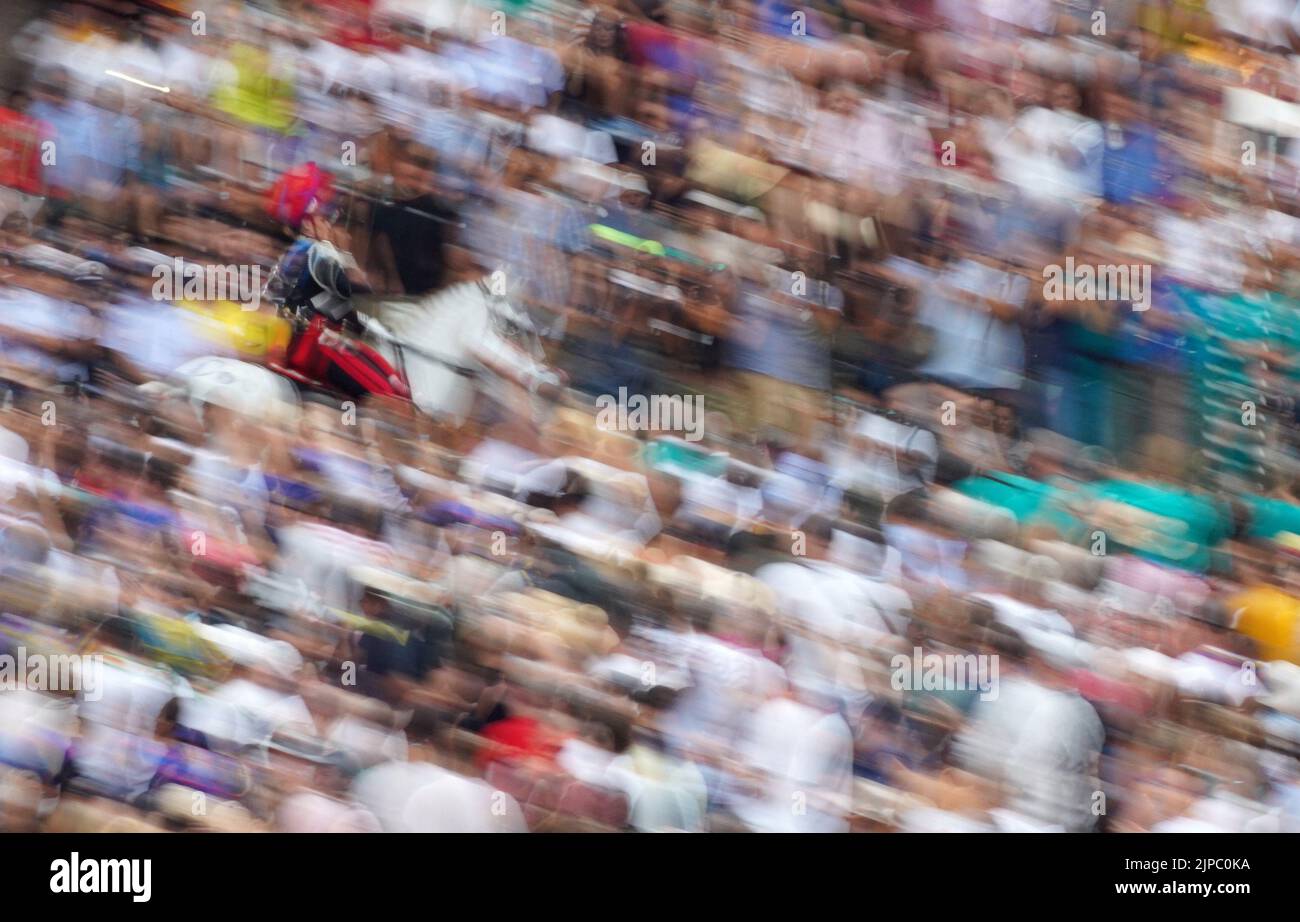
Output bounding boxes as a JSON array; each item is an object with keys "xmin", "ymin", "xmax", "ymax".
[{"xmin": 5, "ymin": 0, "xmax": 1300, "ymax": 833}]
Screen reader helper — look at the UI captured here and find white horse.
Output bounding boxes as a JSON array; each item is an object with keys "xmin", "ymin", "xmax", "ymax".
[
  {"xmin": 171, "ymin": 276, "xmax": 559, "ymax": 427},
  {"xmin": 360, "ymin": 277, "xmax": 559, "ymax": 424}
]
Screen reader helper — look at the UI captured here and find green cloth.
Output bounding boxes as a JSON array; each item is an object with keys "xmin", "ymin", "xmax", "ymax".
[
  {"xmin": 1080, "ymin": 479, "xmax": 1230, "ymax": 572},
  {"xmin": 643, "ymin": 438, "xmax": 728, "ymax": 478},
  {"xmin": 588, "ymin": 224, "xmax": 724, "ymax": 268},
  {"xmin": 590, "ymin": 224, "xmax": 665, "ymax": 255},
  {"xmin": 1175, "ymin": 286, "xmax": 1300, "ymax": 490},
  {"xmin": 956, "ymin": 472, "xmax": 1232, "ymax": 572},
  {"xmin": 953, "ymin": 473, "xmax": 1081, "ymax": 538},
  {"xmin": 1243, "ymin": 496, "xmax": 1300, "ymax": 540}
]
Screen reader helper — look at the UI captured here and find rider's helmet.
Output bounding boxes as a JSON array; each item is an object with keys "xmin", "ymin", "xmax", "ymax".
[{"xmin": 286, "ymin": 239, "xmax": 354, "ymax": 322}]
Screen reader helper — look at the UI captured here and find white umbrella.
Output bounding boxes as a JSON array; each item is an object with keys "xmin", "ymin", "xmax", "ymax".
[
  {"xmin": 352, "ymin": 760, "xmax": 527, "ymax": 833},
  {"xmin": 175, "ymin": 356, "xmax": 300, "ymax": 425}
]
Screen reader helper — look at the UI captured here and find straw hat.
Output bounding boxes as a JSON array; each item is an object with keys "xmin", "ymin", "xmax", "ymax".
[
  {"xmin": 153, "ymin": 784, "xmax": 264, "ymax": 832},
  {"xmin": 644, "ymin": 554, "xmax": 777, "ymax": 619}
]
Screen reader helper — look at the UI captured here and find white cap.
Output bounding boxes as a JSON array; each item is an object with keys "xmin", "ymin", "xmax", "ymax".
[{"xmin": 617, "ymin": 171, "xmax": 650, "ymax": 195}]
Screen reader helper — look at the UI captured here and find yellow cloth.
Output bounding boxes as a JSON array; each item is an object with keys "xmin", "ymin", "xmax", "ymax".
[
  {"xmin": 211, "ymin": 43, "xmax": 295, "ymax": 131},
  {"xmin": 1231, "ymin": 585, "xmax": 1300, "ymax": 664},
  {"xmin": 687, "ymin": 140, "xmax": 789, "ymax": 202},
  {"xmin": 177, "ymin": 299, "xmax": 291, "ymax": 359}
]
